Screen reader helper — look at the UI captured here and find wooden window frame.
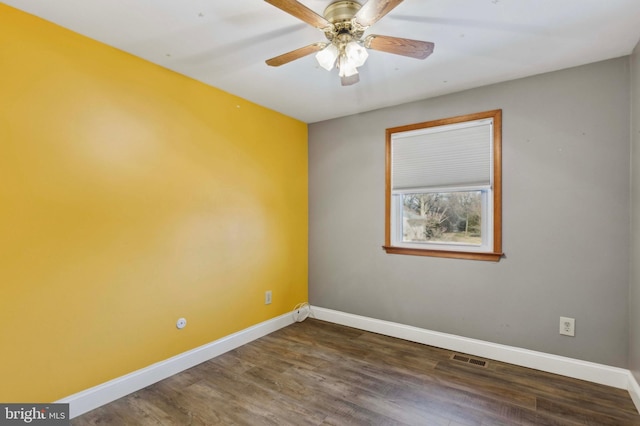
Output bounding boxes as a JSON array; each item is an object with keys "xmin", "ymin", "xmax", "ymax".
[{"xmin": 383, "ymin": 109, "xmax": 503, "ymax": 262}]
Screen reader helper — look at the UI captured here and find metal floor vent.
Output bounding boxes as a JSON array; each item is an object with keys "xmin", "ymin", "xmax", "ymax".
[{"xmin": 450, "ymin": 353, "xmax": 488, "ymax": 368}]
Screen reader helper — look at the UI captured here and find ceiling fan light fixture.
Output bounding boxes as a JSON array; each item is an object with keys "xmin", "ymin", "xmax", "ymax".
[
  {"xmin": 316, "ymin": 43, "xmax": 339, "ymax": 71},
  {"xmin": 264, "ymin": 0, "xmax": 435, "ymax": 85},
  {"xmin": 345, "ymin": 41, "xmax": 368, "ymax": 68}
]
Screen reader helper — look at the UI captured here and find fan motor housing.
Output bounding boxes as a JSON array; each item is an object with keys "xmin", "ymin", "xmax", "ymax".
[{"xmin": 324, "ymin": 1, "xmax": 362, "ymax": 24}]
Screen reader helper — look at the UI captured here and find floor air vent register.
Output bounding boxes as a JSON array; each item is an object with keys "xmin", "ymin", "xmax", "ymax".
[{"xmin": 450, "ymin": 353, "xmax": 489, "ymax": 368}]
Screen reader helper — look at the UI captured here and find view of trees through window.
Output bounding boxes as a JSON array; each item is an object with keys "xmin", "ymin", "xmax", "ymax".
[{"xmin": 401, "ymin": 191, "xmax": 482, "ymax": 245}]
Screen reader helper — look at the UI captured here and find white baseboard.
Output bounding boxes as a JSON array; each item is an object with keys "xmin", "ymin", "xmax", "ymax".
[
  {"xmin": 57, "ymin": 312, "xmax": 294, "ymax": 418},
  {"xmin": 628, "ymin": 371, "xmax": 640, "ymax": 413},
  {"xmin": 311, "ymin": 306, "xmax": 631, "ymax": 390},
  {"xmin": 57, "ymin": 306, "xmax": 640, "ymax": 418}
]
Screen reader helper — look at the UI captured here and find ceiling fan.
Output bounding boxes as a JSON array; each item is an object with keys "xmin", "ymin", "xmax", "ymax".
[{"xmin": 264, "ymin": 0, "xmax": 435, "ymax": 86}]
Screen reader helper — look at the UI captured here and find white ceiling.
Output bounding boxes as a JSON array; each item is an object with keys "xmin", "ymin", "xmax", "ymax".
[{"xmin": 5, "ymin": 0, "xmax": 640, "ymax": 123}]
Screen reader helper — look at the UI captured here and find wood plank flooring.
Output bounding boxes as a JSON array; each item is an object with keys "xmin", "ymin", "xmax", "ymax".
[{"xmin": 72, "ymin": 319, "xmax": 640, "ymax": 425}]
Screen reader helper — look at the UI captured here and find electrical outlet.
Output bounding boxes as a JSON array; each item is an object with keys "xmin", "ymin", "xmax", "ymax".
[
  {"xmin": 559, "ymin": 317, "xmax": 575, "ymax": 336},
  {"xmin": 176, "ymin": 318, "xmax": 187, "ymax": 329},
  {"xmin": 265, "ymin": 290, "xmax": 272, "ymax": 305}
]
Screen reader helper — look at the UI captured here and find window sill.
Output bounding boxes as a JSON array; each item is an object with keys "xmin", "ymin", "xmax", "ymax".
[{"xmin": 382, "ymin": 245, "xmax": 503, "ymax": 262}]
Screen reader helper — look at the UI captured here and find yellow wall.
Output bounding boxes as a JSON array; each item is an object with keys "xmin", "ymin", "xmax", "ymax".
[{"xmin": 0, "ymin": 4, "xmax": 308, "ymax": 402}]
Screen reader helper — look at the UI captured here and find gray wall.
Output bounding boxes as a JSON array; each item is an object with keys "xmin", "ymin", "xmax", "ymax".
[
  {"xmin": 309, "ymin": 58, "xmax": 630, "ymax": 367},
  {"xmin": 630, "ymin": 41, "xmax": 640, "ymax": 379}
]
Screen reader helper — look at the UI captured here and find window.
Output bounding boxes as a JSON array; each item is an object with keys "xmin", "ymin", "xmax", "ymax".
[{"xmin": 383, "ymin": 110, "xmax": 503, "ymax": 261}]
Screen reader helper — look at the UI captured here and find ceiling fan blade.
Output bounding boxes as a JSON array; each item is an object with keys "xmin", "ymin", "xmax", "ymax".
[
  {"xmin": 266, "ymin": 42, "xmax": 327, "ymax": 67},
  {"xmin": 354, "ymin": 0, "xmax": 404, "ymax": 27},
  {"xmin": 364, "ymin": 35, "xmax": 434, "ymax": 59},
  {"xmin": 264, "ymin": 0, "xmax": 332, "ymax": 29},
  {"xmin": 341, "ymin": 74, "xmax": 360, "ymax": 86}
]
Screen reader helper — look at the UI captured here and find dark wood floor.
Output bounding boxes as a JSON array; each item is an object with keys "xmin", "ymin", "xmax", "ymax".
[{"xmin": 72, "ymin": 319, "xmax": 640, "ymax": 425}]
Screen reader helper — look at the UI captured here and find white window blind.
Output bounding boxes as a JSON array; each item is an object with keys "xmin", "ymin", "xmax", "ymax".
[{"xmin": 391, "ymin": 119, "xmax": 493, "ymax": 191}]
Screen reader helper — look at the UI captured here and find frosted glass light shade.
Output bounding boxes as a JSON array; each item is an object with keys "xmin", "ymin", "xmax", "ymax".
[
  {"xmin": 345, "ymin": 41, "xmax": 368, "ymax": 68},
  {"xmin": 338, "ymin": 55, "xmax": 359, "ymax": 77},
  {"xmin": 315, "ymin": 44, "xmax": 340, "ymax": 71}
]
